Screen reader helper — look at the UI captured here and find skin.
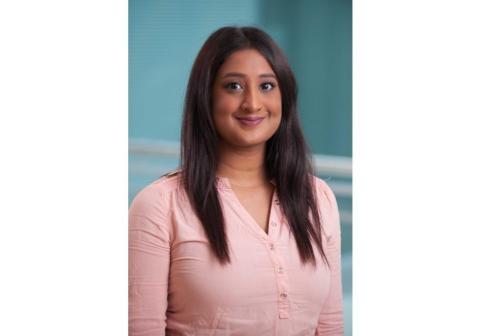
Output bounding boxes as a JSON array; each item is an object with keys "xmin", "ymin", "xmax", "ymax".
[{"xmin": 212, "ymin": 49, "xmax": 282, "ymax": 232}]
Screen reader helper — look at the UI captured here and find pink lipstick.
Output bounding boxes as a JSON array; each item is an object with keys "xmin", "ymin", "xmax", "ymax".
[{"xmin": 235, "ymin": 116, "xmax": 265, "ymax": 126}]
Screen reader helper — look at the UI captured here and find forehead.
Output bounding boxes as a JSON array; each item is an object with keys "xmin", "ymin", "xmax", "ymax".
[{"xmin": 217, "ymin": 49, "xmax": 274, "ymax": 76}]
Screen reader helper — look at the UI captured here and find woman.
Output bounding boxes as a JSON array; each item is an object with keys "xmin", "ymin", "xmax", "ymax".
[{"xmin": 129, "ymin": 26, "xmax": 344, "ymax": 335}]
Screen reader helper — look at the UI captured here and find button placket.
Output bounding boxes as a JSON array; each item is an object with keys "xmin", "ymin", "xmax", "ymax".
[
  {"xmin": 272, "ymin": 192, "xmax": 286, "ymax": 228},
  {"xmin": 276, "ymin": 261, "xmax": 290, "ymax": 319},
  {"xmin": 265, "ymin": 189, "xmax": 291, "ymax": 319},
  {"xmin": 268, "ymin": 191, "xmax": 281, "ymax": 235},
  {"xmin": 265, "ymin": 237, "xmax": 290, "ymax": 319}
]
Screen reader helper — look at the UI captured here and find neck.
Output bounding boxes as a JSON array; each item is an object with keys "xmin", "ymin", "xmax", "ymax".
[{"xmin": 216, "ymin": 142, "xmax": 269, "ymax": 188}]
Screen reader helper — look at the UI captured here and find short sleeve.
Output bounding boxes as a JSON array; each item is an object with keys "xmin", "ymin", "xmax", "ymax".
[
  {"xmin": 315, "ymin": 178, "xmax": 344, "ymax": 335},
  {"xmin": 129, "ymin": 183, "xmax": 172, "ymax": 336}
]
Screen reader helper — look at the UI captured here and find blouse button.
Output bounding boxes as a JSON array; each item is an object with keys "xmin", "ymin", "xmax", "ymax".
[
  {"xmin": 278, "ymin": 267, "xmax": 283, "ymax": 273},
  {"xmin": 280, "ymin": 292, "xmax": 288, "ymax": 299},
  {"xmin": 271, "ymin": 221, "xmax": 277, "ymax": 227},
  {"xmin": 269, "ymin": 243, "xmax": 275, "ymax": 250}
]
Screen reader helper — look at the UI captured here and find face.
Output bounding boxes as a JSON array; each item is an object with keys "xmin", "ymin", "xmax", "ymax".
[{"xmin": 212, "ymin": 49, "xmax": 282, "ymax": 150}]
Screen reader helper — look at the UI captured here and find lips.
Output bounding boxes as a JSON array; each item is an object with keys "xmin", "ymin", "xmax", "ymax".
[{"xmin": 235, "ymin": 116, "xmax": 265, "ymax": 126}]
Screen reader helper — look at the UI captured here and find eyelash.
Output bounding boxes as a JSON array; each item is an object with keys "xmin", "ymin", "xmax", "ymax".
[
  {"xmin": 260, "ymin": 82, "xmax": 276, "ymax": 91},
  {"xmin": 223, "ymin": 82, "xmax": 276, "ymax": 92}
]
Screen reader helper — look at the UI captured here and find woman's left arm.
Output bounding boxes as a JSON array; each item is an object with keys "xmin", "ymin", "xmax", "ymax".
[{"xmin": 315, "ymin": 179, "xmax": 344, "ymax": 335}]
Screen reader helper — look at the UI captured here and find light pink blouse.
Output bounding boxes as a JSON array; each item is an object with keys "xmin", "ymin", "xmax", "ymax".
[{"xmin": 129, "ymin": 171, "xmax": 343, "ymax": 335}]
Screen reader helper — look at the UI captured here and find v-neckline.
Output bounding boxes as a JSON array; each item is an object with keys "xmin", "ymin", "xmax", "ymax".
[{"xmin": 217, "ymin": 176, "xmax": 276, "ymax": 237}]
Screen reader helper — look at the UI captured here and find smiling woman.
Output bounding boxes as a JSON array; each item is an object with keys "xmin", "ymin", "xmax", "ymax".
[
  {"xmin": 212, "ymin": 49, "xmax": 282, "ymax": 150},
  {"xmin": 129, "ymin": 26, "xmax": 344, "ymax": 335}
]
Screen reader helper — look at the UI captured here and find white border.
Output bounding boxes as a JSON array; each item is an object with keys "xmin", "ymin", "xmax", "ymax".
[
  {"xmin": 354, "ymin": 0, "xmax": 480, "ymax": 334},
  {"xmin": 0, "ymin": 1, "xmax": 127, "ymax": 334}
]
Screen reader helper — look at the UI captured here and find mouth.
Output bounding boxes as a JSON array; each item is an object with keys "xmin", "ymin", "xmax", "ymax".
[{"xmin": 235, "ymin": 116, "xmax": 265, "ymax": 126}]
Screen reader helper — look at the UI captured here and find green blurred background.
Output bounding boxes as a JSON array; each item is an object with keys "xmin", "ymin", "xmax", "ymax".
[{"xmin": 129, "ymin": 0, "xmax": 352, "ymax": 334}]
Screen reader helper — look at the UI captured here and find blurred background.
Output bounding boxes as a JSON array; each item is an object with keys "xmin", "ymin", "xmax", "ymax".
[{"xmin": 129, "ymin": 0, "xmax": 351, "ymax": 334}]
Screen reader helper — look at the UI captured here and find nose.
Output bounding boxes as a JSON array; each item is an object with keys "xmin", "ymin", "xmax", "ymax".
[{"xmin": 241, "ymin": 86, "xmax": 262, "ymax": 113}]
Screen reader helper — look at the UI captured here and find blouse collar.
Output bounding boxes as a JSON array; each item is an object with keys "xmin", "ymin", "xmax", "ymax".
[{"xmin": 215, "ymin": 175, "xmax": 276, "ymax": 191}]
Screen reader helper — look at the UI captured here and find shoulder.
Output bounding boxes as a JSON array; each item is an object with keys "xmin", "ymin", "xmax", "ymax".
[
  {"xmin": 311, "ymin": 175, "xmax": 341, "ymax": 235},
  {"xmin": 129, "ymin": 170, "xmax": 183, "ymax": 245},
  {"xmin": 129, "ymin": 169, "xmax": 183, "ymax": 218},
  {"xmin": 312, "ymin": 175, "xmax": 338, "ymax": 210}
]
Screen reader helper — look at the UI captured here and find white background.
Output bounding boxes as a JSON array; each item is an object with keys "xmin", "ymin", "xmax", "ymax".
[{"xmin": 1, "ymin": 1, "xmax": 479, "ymax": 335}]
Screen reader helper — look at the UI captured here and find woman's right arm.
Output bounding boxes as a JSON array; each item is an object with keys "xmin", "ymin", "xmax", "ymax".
[{"xmin": 129, "ymin": 185, "xmax": 171, "ymax": 336}]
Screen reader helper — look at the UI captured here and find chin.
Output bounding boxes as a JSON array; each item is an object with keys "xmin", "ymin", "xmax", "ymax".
[
  {"xmin": 218, "ymin": 128, "xmax": 278, "ymax": 149},
  {"xmin": 235, "ymin": 136, "xmax": 271, "ymax": 148}
]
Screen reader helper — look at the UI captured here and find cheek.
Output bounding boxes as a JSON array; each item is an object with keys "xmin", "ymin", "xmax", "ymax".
[
  {"xmin": 212, "ymin": 96, "xmax": 238, "ymax": 138},
  {"xmin": 269, "ymin": 98, "xmax": 282, "ymax": 134},
  {"xmin": 213, "ymin": 94, "xmax": 239, "ymax": 116},
  {"xmin": 265, "ymin": 91, "xmax": 282, "ymax": 116},
  {"xmin": 268, "ymin": 97, "xmax": 282, "ymax": 126}
]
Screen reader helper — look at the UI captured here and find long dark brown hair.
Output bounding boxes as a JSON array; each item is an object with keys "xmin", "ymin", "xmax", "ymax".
[{"xmin": 180, "ymin": 26, "xmax": 327, "ymax": 266}]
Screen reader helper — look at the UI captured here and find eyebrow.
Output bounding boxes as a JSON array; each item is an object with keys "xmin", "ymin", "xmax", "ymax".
[{"xmin": 221, "ymin": 72, "xmax": 277, "ymax": 79}]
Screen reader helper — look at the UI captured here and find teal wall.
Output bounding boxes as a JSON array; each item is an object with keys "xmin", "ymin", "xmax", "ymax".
[{"xmin": 259, "ymin": 0, "xmax": 352, "ymax": 156}]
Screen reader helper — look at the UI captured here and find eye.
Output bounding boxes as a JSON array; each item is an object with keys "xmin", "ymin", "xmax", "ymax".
[
  {"xmin": 224, "ymin": 82, "xmax": 243, "ymax": 91},
  {"xmin": 260, "ymin": 82, "xmax": 276, "ymax": 91}
]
